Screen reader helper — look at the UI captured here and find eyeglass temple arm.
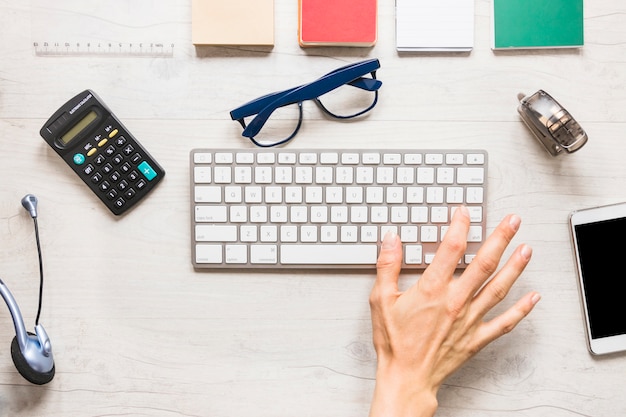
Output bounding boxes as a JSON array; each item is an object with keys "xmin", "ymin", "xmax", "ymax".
[
  {"xmin": 230, "ymin": 85, "xmax": 302, "ymax": 121},
  {"xmin": 348, "ymin": 77, "xmax": 381, "ymax": 91}
]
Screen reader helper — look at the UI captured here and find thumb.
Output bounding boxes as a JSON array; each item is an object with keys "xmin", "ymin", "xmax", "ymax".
[{"xmin": 374, "ymin": 231, "xmax": 403, "ymax": 295}]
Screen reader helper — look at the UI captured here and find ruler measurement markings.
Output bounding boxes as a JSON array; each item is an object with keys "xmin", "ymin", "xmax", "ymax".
[{"xmin": 33, "ymin": 41, "xmax": 175, "ymax": 57}]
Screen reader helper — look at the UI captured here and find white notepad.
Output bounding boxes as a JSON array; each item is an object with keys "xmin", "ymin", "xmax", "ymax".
[{"xmin": 396, "ymin": 0, "xmax": 474, "ymax": 52}]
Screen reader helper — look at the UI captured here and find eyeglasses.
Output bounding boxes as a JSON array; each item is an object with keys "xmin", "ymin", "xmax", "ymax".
[{"xmin": 229, "ymin": 58, "xmax": 382, "ymax": 147}]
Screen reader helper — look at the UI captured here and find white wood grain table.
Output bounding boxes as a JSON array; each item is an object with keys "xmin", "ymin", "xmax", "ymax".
[{"xmin": 1, "ymin": 1, "xmax": 625, "ymax": 416}]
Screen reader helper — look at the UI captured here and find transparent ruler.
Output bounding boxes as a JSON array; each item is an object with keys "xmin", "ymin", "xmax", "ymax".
[
  {"xmin": 33, "ymin": 41, "xmax": 175, "ymax": 57},
  {"xmin": 31, "ymin": 0, "xmax": 178, "ymax": 58}
]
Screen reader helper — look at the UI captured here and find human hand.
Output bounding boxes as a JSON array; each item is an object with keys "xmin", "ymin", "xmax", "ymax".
[{"xmin": 368, "ymin": 206, "xmax": 540, "ymax": 417}]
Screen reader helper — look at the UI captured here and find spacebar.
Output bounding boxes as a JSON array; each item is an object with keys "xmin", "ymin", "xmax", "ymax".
[{"xmin": 281, "ymin": 244, "xmax": 378, "ymax": 265}]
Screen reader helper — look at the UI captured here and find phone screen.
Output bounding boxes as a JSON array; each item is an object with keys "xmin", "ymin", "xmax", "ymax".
[{"xmin": 574, "ymin": 217, "xmax": 626, "ymax": 339}]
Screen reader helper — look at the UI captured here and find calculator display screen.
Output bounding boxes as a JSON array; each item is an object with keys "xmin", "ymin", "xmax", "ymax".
[{"xmin": 60, "ymin": 110, "xmax": 98, "ymax": 145}]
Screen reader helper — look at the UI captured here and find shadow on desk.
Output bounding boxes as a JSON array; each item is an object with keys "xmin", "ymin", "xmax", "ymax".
[
  {"xmin": 0, "ymin": 381, "xmax": 50, "ymax": 414},
  {"xmin": 195, "ymin": 45, "xmax": 274, "ymax": 58}
]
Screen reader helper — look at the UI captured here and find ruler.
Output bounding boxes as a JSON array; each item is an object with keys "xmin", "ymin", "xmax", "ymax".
[{"xmin": 33, "ymin": 41, "xmax": 175, "ymax": 57}]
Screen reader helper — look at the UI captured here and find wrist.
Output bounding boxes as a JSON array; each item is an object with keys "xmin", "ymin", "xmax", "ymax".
[{"xmin": 369, "ymin": 363, "xmax": 438, "ymax": 417}]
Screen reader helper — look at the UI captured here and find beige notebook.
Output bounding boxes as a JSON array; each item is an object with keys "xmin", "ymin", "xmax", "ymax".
[{"xmin": 192, "ymin": 0, "xmax": 274, "ymax": 46}]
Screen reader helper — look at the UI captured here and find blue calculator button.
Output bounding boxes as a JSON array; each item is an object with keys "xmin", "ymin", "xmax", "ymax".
[
  {"xmin": 138, "ymin": 161, "xmax": 157, "ymax": 181},
  {"xmin": 73, "ymin": 153, "xmax": 86, "ymax": 165}
]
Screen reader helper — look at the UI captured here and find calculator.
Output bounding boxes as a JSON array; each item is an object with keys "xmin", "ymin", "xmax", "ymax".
[{"xmin": 40, "ymin": 90, "xmax": 165, "ymax": 215}]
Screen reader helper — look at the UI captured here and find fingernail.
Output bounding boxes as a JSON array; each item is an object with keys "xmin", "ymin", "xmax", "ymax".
[
  {"xmin": 520, "ymin": 244, "xmax": 532, "ymax": 261},
  {"xmin": 509, "ymin": 214, "xmax": 521, "ymax": 231},
  {"xmin": 456, "ymin": 205, "xmax": 469, "ymax": 218},
  {"xmin": 531, "ymin": 292, "xmax": 542, "ymax": 305},
  {"xmin": 382, "ymin": 231, "xmax": 399, "ymax": 249}
]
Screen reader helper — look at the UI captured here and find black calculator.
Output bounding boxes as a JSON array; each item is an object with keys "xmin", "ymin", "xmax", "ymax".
[{"xmin": 40, "ymin": 90, "xmax": 165, "ymax": 215}]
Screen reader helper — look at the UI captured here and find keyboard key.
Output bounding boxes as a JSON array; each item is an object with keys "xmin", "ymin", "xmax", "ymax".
[
  {"xmin": 195, "ymin": 206, "xmax": 227, "ymax": 222},
  {"xmin": 467, "ymin": 154, "xmax": 485, "ymax": 164},
  {"xmin": 236, "ymin": 152, "xmax": 254, "ymax": 164},
  {"xmin": 251, "ymin": 245, "xmax": 278, "ymax": 264},
  {"xmin": 194, "ymin": 153, "xmax": 212, "ymax": 164},
  {"xmin": 425, "ymin": 153, "xmax": 444, "ymax": 164},
  {"xmin": 278, "ymin": 153, "xmax": 296, "ymax": 164},
  {"xmin": 405, "ymin": 245, "xmax": 423, "ymax": 264},
  {"xmin": 225, "ymin": 245, "xmax": 248, "ymax": 264},
  {"xmin": 446, "ymin": 154, "xmax": 464, "ymax": 165},
  {"xmin": 341, "ymin": 153, "xmax": 359, "ymax": 164},
  {"xmin": 300, "ymin": 153, "xmax": 317, "ymax": 164},
  {"xmin": 195, "ymin": 186, "xmax": 221, "ymax": 203},
  {"xmin": 196, "ymin": 244, "xmax": 222, "ymax": 263},
  {"xmin": 281, "ymin": 244, "xmax": 377, "ymax": 265},
  {"xmin": 257, "ymin": 153, "xmax": 275, "ymax": 164},
  {"xmin": 196, "ymin": 225, "xmax": 237, "ymax": 242},
  {"xmin": 457, "ymin": 167, "xmax": 485, "ymax": 184},
  {"xmin": 417, "ymin": 167, "xmax": 435, "ymax": 184},
  {"xmin": 320, "ymin": 152, "xmax": 339, "ymax": 164},
  {"xmin": 214, "ymin": 153, "xmax": 233, "ymax": 164},
  {"xmin": 362, "ymin": 153, "xmax": 380, "ymax": 164},
  {"xmin": 404, "ymin": 154, "xmax": 422, "ymax": 164},
  {"xmin": 383, "ymin": 153, "xmax": 401, "ymax": 164}
]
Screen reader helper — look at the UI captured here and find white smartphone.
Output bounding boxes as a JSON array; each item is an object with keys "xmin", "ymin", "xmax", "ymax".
[{"xmin": 570, "ymin": 202, "xmax": 626, "ymax": 355}]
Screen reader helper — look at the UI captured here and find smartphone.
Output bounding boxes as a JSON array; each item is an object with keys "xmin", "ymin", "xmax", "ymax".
[{"xmin": 570, "ymin": 202, "xmax": 626, "ymax": 355}]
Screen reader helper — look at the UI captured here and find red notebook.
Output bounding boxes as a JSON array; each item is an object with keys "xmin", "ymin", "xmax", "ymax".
[{"xmin": 299, "ymin": 0, "xmax": 377, "ymax": 47}]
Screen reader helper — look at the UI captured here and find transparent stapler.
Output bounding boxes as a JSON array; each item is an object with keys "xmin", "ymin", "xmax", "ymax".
[{"xmin": 517, "ymin": 90, "xmax": 588, "ymax": 156}]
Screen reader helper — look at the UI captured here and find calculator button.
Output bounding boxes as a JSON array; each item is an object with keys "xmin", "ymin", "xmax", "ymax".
[
  {"xmin": 123, "ymin": 144, "xmax": 135, "ymax": 155},
  {"xmin": 107, "ymin": 189, "xmax": 118, "ymax": 200},
  {"xmin": 138, "ymin": 161, "xmax": 157, "ymax": 181},
  {"xmin": 118, "ymin": 180, "xmax": 129, "ymax": 191},
  {"xmin": 131, "ymin": 153, "xmax": 142, "ymax": 164},
  {"xmin": 121, "ymin": 162, "xmax": 131, "ymax": 173},
  {"xmin": 124, "ymin": 188, "xmax": 136, "ymax": 199},
  {"xmin": 114, "ymin": 197, "xmax": 126, "ymax": 208},
  {"xmin": 73, "ymin": 153, "xmax": 86, "ymax": 165},
  {"xmin": 91, "ymin": 172, "xmax": 103, "ymax": 183},
  {"xmin": 98, "ymin": 138, "xmax": 108, "ymax": 147},
  {"xmin": 87, "ymin": 148, "xmax": 97, "ymax": 157},
  {"xmin": 112, "ymin": 154, "xmax": 124, "ymax": 165},
  {"xmin": 99, "ymin": 181, "xmax": 111, "ymax": 191},
  {"xmin": 109, "ymin": 129, "xmax": 119, "ymax": 138},
  {"xmin": 110, "ymin": 171, "xmax": 121, "ymax": 182},
  {"xmin": 115, "ymin": 136, "xmax": 126, "ymax": 146},
  {"xmin": 129, "ymin": 170, "xmax": 139, "ymax": 181},
  {"xmin": 83, "ymin": 164, "xmax": 95, "ymax": 175},
  {"xmin": 95, "ymin": 154, "xmax": 106, "ymax": 165},
  {"xmin": 105, "ymin": 145, "xmax": 116, "ymax": 156},
  {"xmin": 102, "ymin": 163, "xmax": 113, "ymax": 174},
  {"xmin": 136, "ymin": 179, "xmax": 147, "ymax": 190}
]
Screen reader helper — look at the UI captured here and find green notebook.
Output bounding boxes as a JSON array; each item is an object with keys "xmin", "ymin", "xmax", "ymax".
[{"xmin": 493, "ymin": 0, "xmax": 584, "ymax": 49}]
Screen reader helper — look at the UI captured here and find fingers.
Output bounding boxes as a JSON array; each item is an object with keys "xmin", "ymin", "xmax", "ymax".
[
  {"xmin": 456, "ymin": 214, "xmax": 522, "ymax": 297},
  {"xmin": 474, "ymin": 291, "xmax": 541, "ymax": 349},
  {"xmin": 422, "ymin": 206, "xmax": 470, "ymax": 283},
  {"xmin": 470, "ymin": 243, "xmax": 533, "ymax": 319},
  {"xmin": 372, "ymin": 232, "xmax": 403, "ymax": 303}
]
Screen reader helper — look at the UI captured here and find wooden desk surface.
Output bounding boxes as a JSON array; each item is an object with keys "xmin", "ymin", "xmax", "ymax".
[{"xmin": 1, "ymin": 1, "xmax": 625, "ymax": 416}]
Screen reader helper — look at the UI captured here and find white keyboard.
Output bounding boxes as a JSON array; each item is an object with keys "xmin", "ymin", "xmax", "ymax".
[{"xmin": 190, "ymin": 149, "xmax": 487, "ymax": 269}]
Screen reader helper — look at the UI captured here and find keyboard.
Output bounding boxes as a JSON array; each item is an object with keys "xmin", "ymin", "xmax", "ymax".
[{"xmin": 190, "ymin": 149, "xmax": 487, "ymax": 269}]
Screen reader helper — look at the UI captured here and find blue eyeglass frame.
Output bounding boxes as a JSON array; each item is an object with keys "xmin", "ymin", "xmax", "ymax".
[{"xmin": 230, "ymin": 58, "xmax": 382, "ymax": 147}]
